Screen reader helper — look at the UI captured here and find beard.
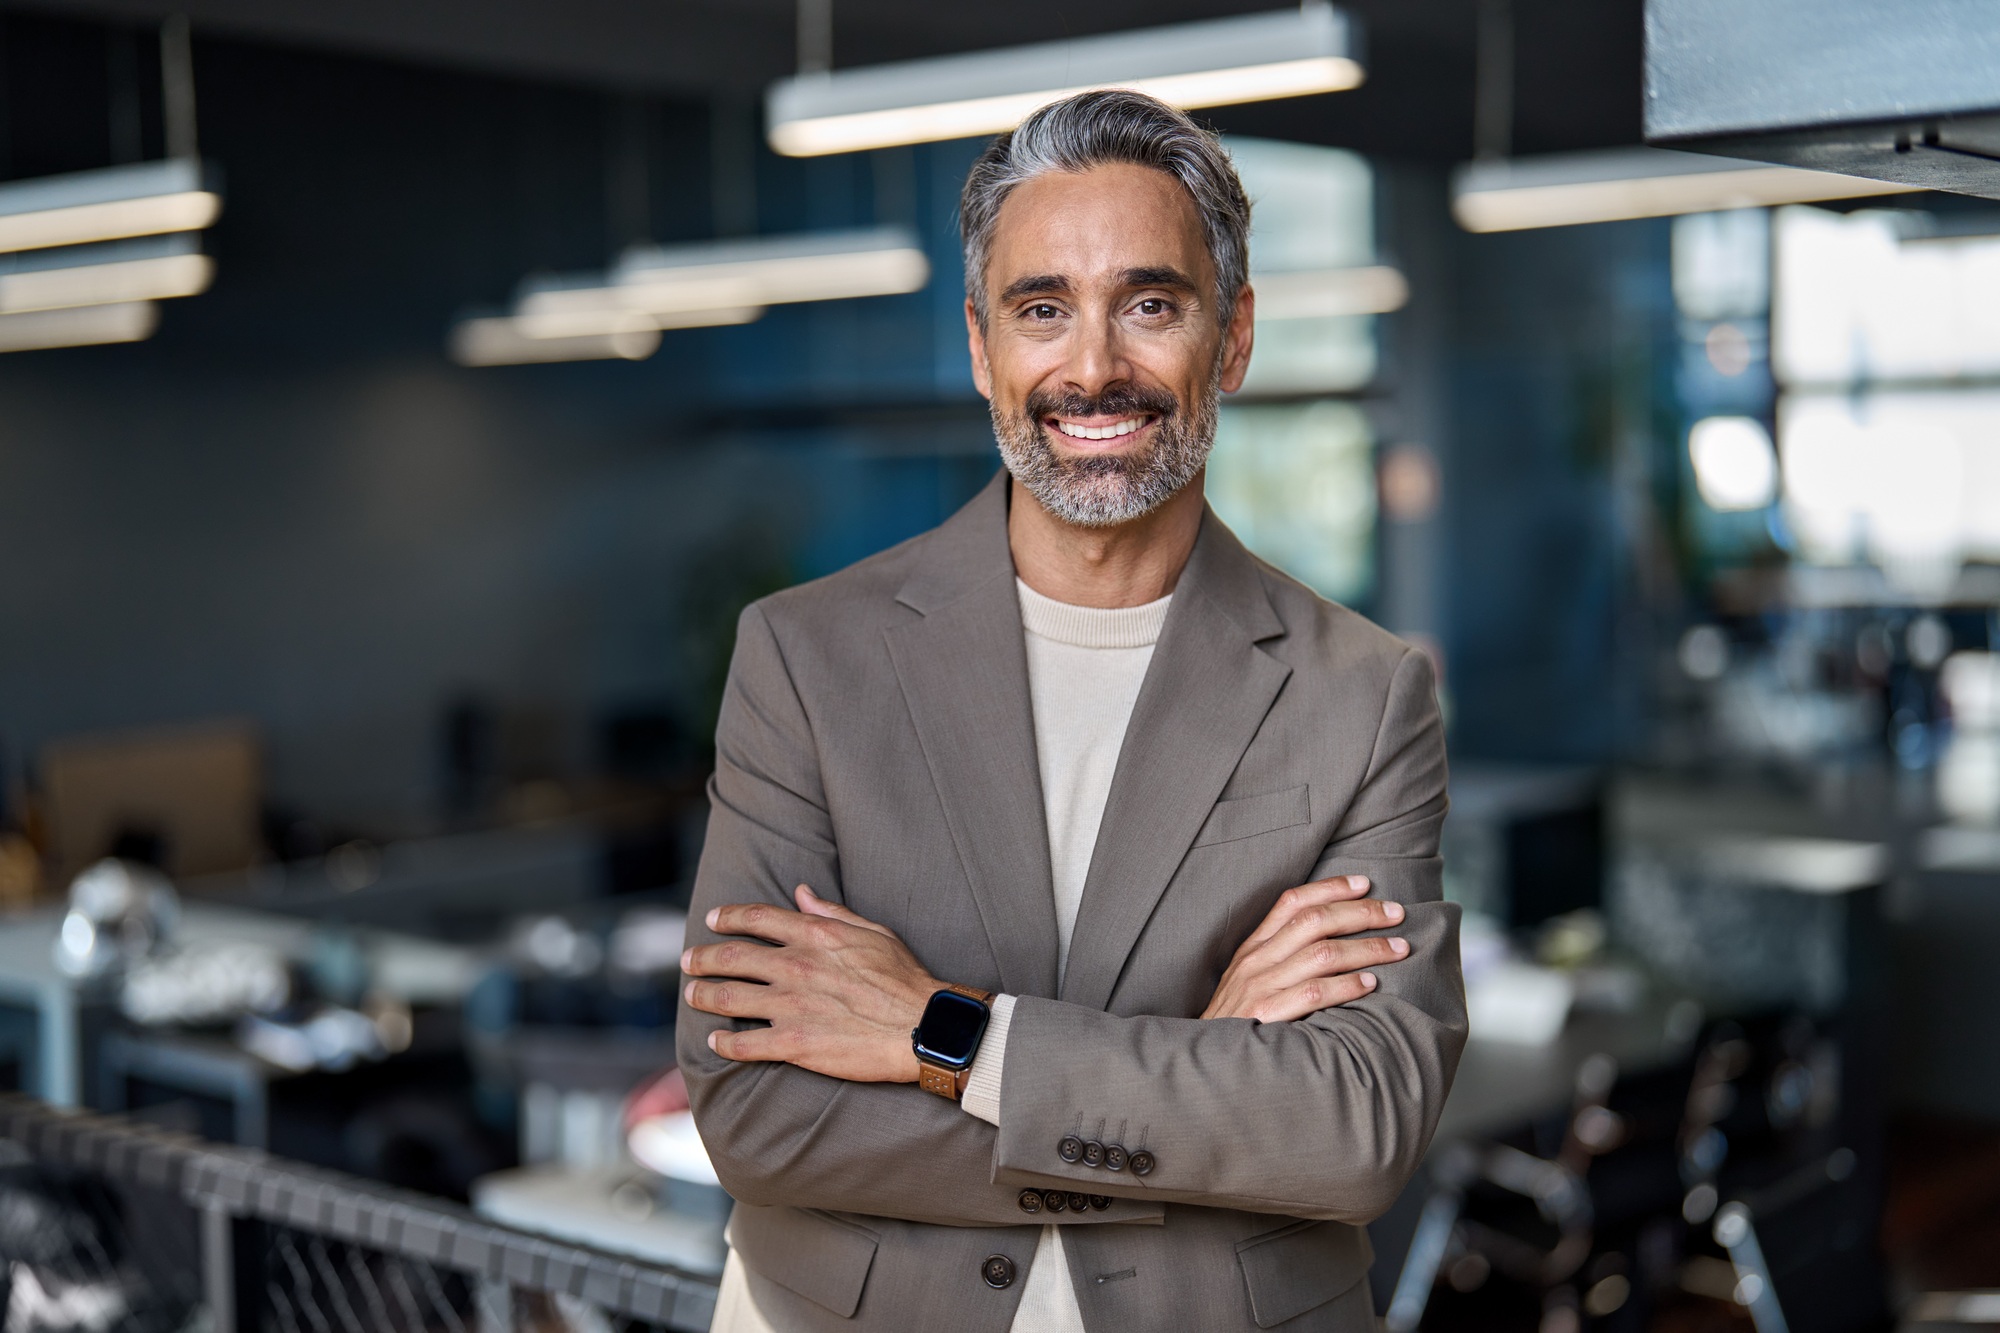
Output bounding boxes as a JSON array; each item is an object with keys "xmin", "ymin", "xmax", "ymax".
[{"xmin": 991, "ymin": 366, "xmax": 1220, "ymax": 529}]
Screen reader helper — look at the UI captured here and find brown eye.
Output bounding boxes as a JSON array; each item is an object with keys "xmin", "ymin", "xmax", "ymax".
[
  {"xmin": 1137, "ymin": 298, "xmax": 1168, "ymax": 315},
  {"xmin": 1029, "ymin": 304, "xmax": 1060, "ymax": 320}
]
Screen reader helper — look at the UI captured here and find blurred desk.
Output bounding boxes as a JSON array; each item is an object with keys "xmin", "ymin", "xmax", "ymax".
[
  {"xmin": 1436, "ymin": 997, "xmax": 1691, "ymax": 1144},
  {"xmin": 474, "ymin": 1166, "xmax": 727, "ymax": 1276}
]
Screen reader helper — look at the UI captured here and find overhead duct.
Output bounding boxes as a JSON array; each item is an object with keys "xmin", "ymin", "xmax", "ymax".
[{"xmin": 1646, "ymin": 0, "xmax": 2000, "ymax": 199}]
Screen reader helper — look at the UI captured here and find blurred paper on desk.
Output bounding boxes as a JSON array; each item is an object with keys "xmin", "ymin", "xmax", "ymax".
[{"xmin": 1467, "ymin": 961, "xmax": 1576, "ymax": 1046}]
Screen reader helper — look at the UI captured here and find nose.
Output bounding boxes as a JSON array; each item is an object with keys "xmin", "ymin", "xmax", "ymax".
[{"xmin": 1061, "ymin": 307, "xmax": 1131, "ymax": 403}]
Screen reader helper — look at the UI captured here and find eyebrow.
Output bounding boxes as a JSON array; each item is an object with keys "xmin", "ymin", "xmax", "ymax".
[
  {"xmin": 1121, "ymin": 265, "xmax": 1199, "ymax": 292},
  {"xmin": 996, "ymin": 265, "xmax": 1202, "ymax": 308},
  {"xmin": 998, "ymin": 273, "xmax": 1071, "ymax": 305}
]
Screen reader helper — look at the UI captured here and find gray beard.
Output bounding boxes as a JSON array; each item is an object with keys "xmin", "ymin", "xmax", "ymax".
[{"xmin": 991, "ymin": 374, "xmax": 1220, "ymax": 529}]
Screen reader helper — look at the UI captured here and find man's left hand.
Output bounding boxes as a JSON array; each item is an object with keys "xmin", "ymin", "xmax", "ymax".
[{"xmin": 681, "ymin": 885, "xmax": 942, "ymax": 1083}]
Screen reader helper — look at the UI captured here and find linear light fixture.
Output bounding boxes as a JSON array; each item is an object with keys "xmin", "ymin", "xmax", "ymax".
[
  {"xmin": 0, "ymin": 301, "xmax": 158, "ymax": 353},
  {"xmin": 0, "ymin": 159, "xmax": 220, "ymax": 255},
  {"xmin": 767, "ymin": 4, "xmax": 1363, "ymax": 157},
  {"xmin": 1451, "ymin": 147, "xmax": 1922, "ymax": 233},
  {"xmin": 448, "ymin": 317, "xmax": 664, "ymax": 368},
  {"xmin": 1254, "ymin": 265, "xmax": 1407, "ymax": 320},
  {"xmin": 0, "ymin": 239, "xmax": 212, "ymax": 314}
]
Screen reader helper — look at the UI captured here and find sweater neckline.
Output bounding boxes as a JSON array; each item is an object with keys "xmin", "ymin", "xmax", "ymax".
[{"xmin": 1015, "ymin": 578, "xmax": 1172, "ymax": 650}]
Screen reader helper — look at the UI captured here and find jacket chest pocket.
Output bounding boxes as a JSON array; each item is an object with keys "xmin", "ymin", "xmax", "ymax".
[
  {"xmin": 1237, "ymin": 1218, "xmax": 1373, "ymax": 1328},
  {"xmin": 1191, "ymin": 785, "xmax": 1311, "ymax": 849}
]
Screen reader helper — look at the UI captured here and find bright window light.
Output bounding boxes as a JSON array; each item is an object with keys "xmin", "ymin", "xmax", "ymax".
[
  {"xmin": 0, "ymin": 301, "xmax": 158, "ymax": 353},
  {"xmin": 0, "ymin": 160, "xmax": 220, "ymax": 255},
  {"xmin": 766, "ymin": 5, "xmax": 1362, "ymax": 156},
  {"xmin": 1452, "ymin": 147, "xmax": 1916, "ymax": 233},
  {"xmin": 1689, "ymin": 416, "xmax": 1778, "ymax": 511},
  {"xmin": 1207, "ymin": 399, "xmax": 1375, "ymax": 602}
]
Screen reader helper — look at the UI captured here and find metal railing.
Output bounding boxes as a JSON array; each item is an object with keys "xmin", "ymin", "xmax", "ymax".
[{"xmin": 0, "ymin": 1093, "xmax": 720, "ymax": 1332}]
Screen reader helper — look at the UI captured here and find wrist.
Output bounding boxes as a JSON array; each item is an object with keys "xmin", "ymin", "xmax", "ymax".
[{"xmin": 910, "ymin": 982, "xmax": 995, "ymax": 1097}]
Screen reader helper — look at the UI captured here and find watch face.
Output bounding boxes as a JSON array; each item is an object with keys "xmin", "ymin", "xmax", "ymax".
[{"xmin": 913, "ymin": 989, "xmax": 989, "ymax": 1069}]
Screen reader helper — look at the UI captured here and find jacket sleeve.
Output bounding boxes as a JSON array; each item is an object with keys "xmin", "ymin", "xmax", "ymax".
[
  {"xmin": 675, "ymin": 603, "xmax": 1163, "ymax": 1229},
  {"xmin": 990, "ymin": 647, "xmax": 1467, "ymax": 1223}
]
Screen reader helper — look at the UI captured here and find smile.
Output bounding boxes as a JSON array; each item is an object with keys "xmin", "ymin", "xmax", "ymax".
[{"xmin": 1052, "ymin": 416, "xmax": 1151, "ymax": 441}]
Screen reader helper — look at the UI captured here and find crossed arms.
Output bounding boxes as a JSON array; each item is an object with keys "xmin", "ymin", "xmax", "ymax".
[{"xmin": 673, "ymin": 605, "xmax": 1466, "ymax": 1228}]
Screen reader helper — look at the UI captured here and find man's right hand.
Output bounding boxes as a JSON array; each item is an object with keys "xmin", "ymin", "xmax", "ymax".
[{"xmin": 1200, "ymin": 875, "xmax": 1410, "ymax": 1023}]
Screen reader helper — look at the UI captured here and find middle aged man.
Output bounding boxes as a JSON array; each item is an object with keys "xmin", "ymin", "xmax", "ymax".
[{"xmin": 676, "ymin": 89, "xmax": 1465, "ymax": 1332}]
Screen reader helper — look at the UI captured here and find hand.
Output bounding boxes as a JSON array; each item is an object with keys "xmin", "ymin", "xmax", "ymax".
[
  {"xmin": 1201, "ymin": 875, "xmax": 1410, "ymax": 1023},
  {"xmin": 681, "ymin": 885, "xmax": 944, "ymax": 1083}
]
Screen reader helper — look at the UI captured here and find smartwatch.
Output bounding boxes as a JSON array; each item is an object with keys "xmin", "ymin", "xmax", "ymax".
[{"xmin": 911, "ymin": 984, "xmax": 995, "ymax": 1100}]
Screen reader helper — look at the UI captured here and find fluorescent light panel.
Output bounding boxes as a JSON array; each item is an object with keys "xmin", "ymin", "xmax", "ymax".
[
  {"xmin": 0, "ymin": 251, "xmax": 211, "ymax": 314},
  {"xmin": 449, "ymin": 317, "xmax": 662, "ymax": 367},
  {"xmin": 1254, "ymin": 265, "xmax": 1407, "ymax": 320},
  {"xmin": 767, "ymin": 4, "xmax": 1362, "ymax": 156},
  {"xmin": 0, "ymin": 302, "xmax": 157, "ymax": 353},
  {"xmin": 1452, "ymin": 147, "xmax": 1923, "ymax": 233},
  {"xmin": 0, "ymin": 159, "xmax": 220, "ymax": 255}
]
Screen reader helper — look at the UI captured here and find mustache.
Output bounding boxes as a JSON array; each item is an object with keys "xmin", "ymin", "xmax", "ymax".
[{"xmin": 1023, "ymin": 385, "xmax": 1179, "ymax": 423}]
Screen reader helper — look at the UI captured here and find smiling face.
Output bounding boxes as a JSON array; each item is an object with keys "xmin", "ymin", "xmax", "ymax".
[{"xmin": 968, "ymin": 161, "xmax": 1254, "ymax": 529}]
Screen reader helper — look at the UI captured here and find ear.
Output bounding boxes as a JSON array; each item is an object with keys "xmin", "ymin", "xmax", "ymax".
[
  {"xmin": 1218, "ymin": 284, "xmax": 1256, "ymax": 394},
  {"xmin": 965, "ymin": 299, "xmax": 993, "ymax": 400}
]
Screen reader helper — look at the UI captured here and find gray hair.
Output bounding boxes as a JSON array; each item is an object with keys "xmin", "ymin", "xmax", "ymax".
[{"xmin": 959, "ymin": 90, "xmax": 1251, "ymax": 329}]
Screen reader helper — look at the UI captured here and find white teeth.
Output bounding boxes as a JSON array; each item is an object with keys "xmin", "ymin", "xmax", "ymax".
[{"xmin": 1055, "ymin": 416, "xmax": 1144, "ymax": 440}]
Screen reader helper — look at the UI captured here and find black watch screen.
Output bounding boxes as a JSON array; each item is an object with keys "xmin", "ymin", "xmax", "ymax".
[{"xmin": 912, "ymin": 989, "xmax": 990, "ymax": 1070}]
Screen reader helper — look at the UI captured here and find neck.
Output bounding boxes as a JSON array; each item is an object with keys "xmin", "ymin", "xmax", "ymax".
[{"xmin": 1007, "ymin": 473, "xmax": 1205, "ymax": 609}]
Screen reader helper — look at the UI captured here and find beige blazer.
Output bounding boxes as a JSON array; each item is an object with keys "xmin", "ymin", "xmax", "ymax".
[{"xmin": 678, "ymin": 473, "xmax": 1466, "ymax": 1332}]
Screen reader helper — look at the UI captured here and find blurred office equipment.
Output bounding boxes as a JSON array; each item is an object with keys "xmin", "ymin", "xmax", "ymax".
[
  {"xmin": 1446, "ymin": 765, "xmax": 1606, "ymax": 929},
  {"xmin": 40, "ymin": 720, "xmax": 260, "ymax": 883}
]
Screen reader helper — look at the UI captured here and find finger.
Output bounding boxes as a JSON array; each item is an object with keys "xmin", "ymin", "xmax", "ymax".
[
  {"xmin": 1261, "ymin": 934, "xmax": 1409, "ymax": 993},
  {"xmin": 683, "ymin": 977, "xmax": 781, "ymax": 1020},
  {"xmin": 1247, "ymin": 971, "xmax": 1378, "ymax": 1024},
  {"xmin": 794, "ymin": 884, "xmax": 899, "ymax": 939},
  {"xmin": 708, "ymin": 1025, "xmax": 794, "ymax": 1063},
  {"xmin": 681, "ymin": 939, "xmax": 785, "ymax": 980},
  {"xmin": 1242, "ymin": 876, "xmax": 1371, "ymax": 949},
  {"xmin": 1261, "ymin": 895, "xmax": 1405, "ymax": 959},
  {"xmin": 707, "ymin": 901, "xmax": 815, "ymax": 945}
]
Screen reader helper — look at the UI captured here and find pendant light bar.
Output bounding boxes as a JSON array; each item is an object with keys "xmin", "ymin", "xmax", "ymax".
[
  {"xmin": 0, "ymin": 301, "xmax": 159, "ymax": 353},
  {"xmin": 0, "ymin": 160, "xmax": 220, "ymax": 255},
  {"xmin": 766, "ymin": 4, "xmax": 1363, "ymax": 157},
  {"xmin": 1253, "ymin": 265, "xmax": 1407, "ymax": 321},
  {"xmin": 1451, "ymin": 146, "xmax": 1921, "ymax": 233}
]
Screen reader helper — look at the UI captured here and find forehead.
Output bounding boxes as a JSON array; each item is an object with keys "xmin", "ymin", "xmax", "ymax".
[{"xmin": 986, "ymin": 161, "xmax": 1212, "ymax": 287}]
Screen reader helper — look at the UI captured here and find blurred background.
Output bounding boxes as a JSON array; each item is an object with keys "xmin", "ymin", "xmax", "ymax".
[{"xmin": 0, "ymin": 1, "xmax": 1994, "ymax": 1330}]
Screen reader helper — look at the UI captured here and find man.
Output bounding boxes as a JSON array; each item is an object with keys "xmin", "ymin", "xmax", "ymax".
[{"xmin": 677, "ymin": 90, "xmax": 1464, "ymax": 1332}]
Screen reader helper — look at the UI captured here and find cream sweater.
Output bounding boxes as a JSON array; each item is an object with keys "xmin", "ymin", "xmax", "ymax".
[{"xmin": 710, "ymin": 578, "xmax": 1169, "ymax": 1332}]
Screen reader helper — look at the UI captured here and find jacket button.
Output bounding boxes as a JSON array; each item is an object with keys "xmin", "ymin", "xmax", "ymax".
[
  {"xmin": 1057, "ymin": 1135, "xmax": 1084, "ymax": 1163},
  {"xmin": 1066, "ymin": 1192, "xmax": 1090, "ymax": 1213},
  {"xmin": 1129, "ymin": 1150, "xmax": 1156, "ymax": 1177},
  {"xmin": 982, "ymin": 1255, "xmax": 1016, "ymax": 1289},
  {"xmin": 1042, "ymin": 1189, "xmax": 1068, "ymax": 1213},
  {"xmin": 1104, "ymin": 1144, "xmax": 1127, "ymax": 1171},
  {"xmin": 1089, "ymin": 1195, "xmax": 1112, "ymax": 1211},
  {"xmin": 1017, "ymin": 1189, "xmax": 1043, "ymax": 1215},
  {"xmin": 1080, "ymin": 1140, "xmax": 1104, "ymax": 1168}
]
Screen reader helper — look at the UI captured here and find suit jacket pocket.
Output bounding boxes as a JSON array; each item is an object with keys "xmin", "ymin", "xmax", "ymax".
[
  {"xmin": 729, "ymin": 1203, "xmax": 880, "ymax": 1317},
  {"xmin": 1236, "ymin": 1218, "xmax": 1373, "ymax": 1329},
  {"xmin": 1192, "ymin": 785, "xmax": 1311, "ymax": 849}
]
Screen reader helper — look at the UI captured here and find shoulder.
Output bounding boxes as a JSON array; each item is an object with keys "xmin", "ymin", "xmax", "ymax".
[
  {"xmin": 1249, "ymin": 558, "xmax": 1422, "ymax": 685},
  {"xmin": 739, "ymin": 526, "xmax": 931, "ymax": 650}
]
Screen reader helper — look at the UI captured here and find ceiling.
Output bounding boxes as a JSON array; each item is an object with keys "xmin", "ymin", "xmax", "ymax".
[{"xmin": 3, "ymin": 0, "xmax": 1644, "ymax": 160}]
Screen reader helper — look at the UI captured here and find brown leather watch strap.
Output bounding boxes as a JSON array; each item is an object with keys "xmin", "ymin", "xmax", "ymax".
[{"xmin": 915, "ymin": 984, "xmax": 995, "ymax": 1101}]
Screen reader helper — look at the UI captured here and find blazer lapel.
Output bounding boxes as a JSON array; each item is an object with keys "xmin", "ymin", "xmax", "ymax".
[
  {"xmin": 884, "ymin": 474, "xmax": 1062, "ymax": 999},
  {"xmin": 1059, "ymin": 511, "xmax": 1292, "ymax": 1011}
]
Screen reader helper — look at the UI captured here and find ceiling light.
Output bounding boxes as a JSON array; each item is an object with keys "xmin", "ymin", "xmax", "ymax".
[
  {"xmin": 1451, "ymin": 147, "xmax": 1921, "ymax": 233},
  {"xmin": 0, "ymin": 250, "xmax": 212, "ymax": 315},
  {"xmin": 448, "ymin": 317, "xmax": 663, "ymax": 368},
  {"xmin": 1254, "ymin": 265, "xmax": 1407, "ymax": 320},
  {"xmin": 0, "ymin": 160, "xmax": 220, "ymax": 255},
  {"xmin": 0, "ymin": 302, "xmax": 158, "ymax": 353},
  {"xmin": 1689, "ymin": 416, "xmax": 1778, "ymax": 511},
  {"xmin": 766, "ymin": 4, "xmax": 1363, "ymax": 157},
  {"xmin": 511, "ymin": 304, "xmax": 765, "ymax": 342}
]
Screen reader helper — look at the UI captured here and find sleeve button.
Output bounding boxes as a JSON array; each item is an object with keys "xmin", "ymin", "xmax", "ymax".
[
  {"xmin": 1066, "ymin": 1192, "xmax": 1090, "ymax": 1213},
  {"xmin": 1042, "ymin": 1189, "xmax": 1069, "ymax": 1212},
  {"xmin": 1103, "ymin": 1144, "xmax": 1127, "ymax": 1171},
  {"xmin": 1128, "ymin": 1150, "xmax": 1156, "ymax": 1177},
  {"xmin": 1057, "ymin": 1135, "xmax": 1084, "ymax": 1163},
  {"xmin": 1089, "ymin": 1195, "xmax": 1112, "ymax": 1211},
  {"xmin": 1080, "ymin": 1140, "xmax": 1104, "ymax": 1168},
  {"xmin": 1017, "ymin": 1189, "xmax": 1043, "ymax": 1215}
]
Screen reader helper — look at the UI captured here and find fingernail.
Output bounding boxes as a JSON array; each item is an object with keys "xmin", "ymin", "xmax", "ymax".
[
  {"xmin": 684, "ymin": 982, "xmax": 696, "ymax": 1003},
  {"xmin": 1385, "ymin": 902, "xmax": 1404, "ymax": 922},
  {"xmin": 706, "ymin": 1031, "xmax": 719, "ymax": 1051},
  {"xmin": 798, "ymin": 883, "xmax": 816, "ymax": 898},
  {"xmin": 705, "ymin": 908, "xmax": 719, "ymax": 929},
  {"xmin": 1360, "ymin": 972, "xmax": 1378, "ymax": 988},
  {"xmin": 1349, "ymin": 876, "xmax": 1370, "ymax": 891},
  {"xmin": 1390, "ymin": 938, "xmax": 1409, "ymax": 956},
  {"xmin": 680, "ymin": 950, "xmax": 693, "ymax": 971}
]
